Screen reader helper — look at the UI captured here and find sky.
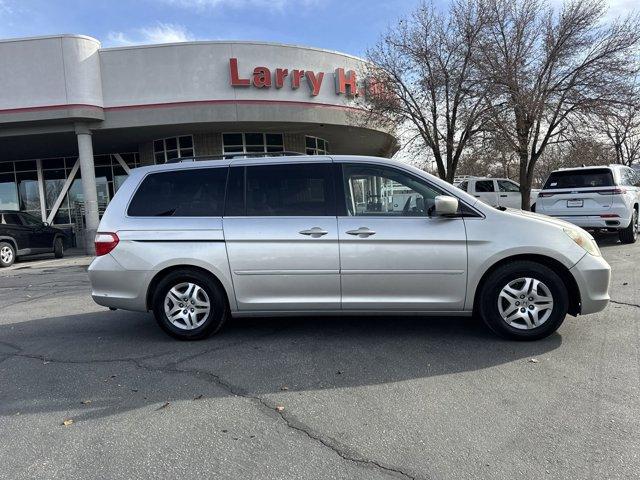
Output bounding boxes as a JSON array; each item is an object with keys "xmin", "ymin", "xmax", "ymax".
[{"xmin": 0, "ymin": 0, "xmax": 636, "ymax": 58}]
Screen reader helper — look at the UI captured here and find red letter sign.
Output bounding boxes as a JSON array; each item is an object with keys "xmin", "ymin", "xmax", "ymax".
[
  {"xmin": 335, "ymin": 68, "xmax": 357, "ymax": 96},
  {"xmin": 305, "ymin": 71, "xmax": 324, "ymax": 96},
  {"xmin": 253, "ymin": 67, "xmax": 272, "ymax": 88},
  {"xmin": 291, "ymin": 69, "xmax": 305, "ymax": 89},
  {"xmin": 229, "ymin": 58, "xmax": 250, "ymax": 86},
  {"xmin": 275, "ymin": 68, "xmax": 289, "ymax": 88}
]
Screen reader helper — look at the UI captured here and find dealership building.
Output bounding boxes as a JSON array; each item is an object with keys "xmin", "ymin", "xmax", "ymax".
[{"xmin": 0, "ymin": 34, "xmax": 396, "ymax": 252}]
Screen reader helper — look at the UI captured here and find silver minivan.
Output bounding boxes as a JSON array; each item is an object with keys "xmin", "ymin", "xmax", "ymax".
[{"xmin": 88, "ymin": 155, "xmax": 611, "ymax": 341}]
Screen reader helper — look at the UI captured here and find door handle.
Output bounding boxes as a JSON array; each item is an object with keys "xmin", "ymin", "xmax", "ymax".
[
  {"xmin": 474, "ymin": 195, "xmax": 481, "ymax": 198},
  {"xmin": 346, "ymin": 227, "xmax": 376, "ymax": 238},
  {"xmin": 299, "ymin": 227, "xmax": 328, "ymax": 238},
  {"xmin": 500, "ymin": 194, "xmax": 508, "ymax": 197}
]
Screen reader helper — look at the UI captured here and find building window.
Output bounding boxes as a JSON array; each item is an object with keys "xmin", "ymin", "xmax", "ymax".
[
  {"xmin": 305, "ymin": 136, "xmax": 329, "ymax": 155},
  {"xmin": 222, "ymin": 133, "xmax": 284, "ymax": 156},
  {"xmin": 153, "ymin": 135, "xmax": 195, "ymax": 163},
  {"xmin": 0, "ymin": 153, "xmax": 139, "ymax": 226}
]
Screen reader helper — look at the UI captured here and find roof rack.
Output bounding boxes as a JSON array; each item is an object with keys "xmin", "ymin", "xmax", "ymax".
[{"xmin": 167, "ymin": 151, "xmax": 307, "ymax": 164}]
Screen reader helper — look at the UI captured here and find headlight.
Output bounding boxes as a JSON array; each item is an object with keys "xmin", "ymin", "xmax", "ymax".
[{"xmin": 563, "ymin": 228, "xmax": 601, "ymax": 256}]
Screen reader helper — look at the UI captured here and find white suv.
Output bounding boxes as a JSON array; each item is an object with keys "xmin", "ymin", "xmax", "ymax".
[{"xmin": 536, "ymin": 165, "xmax": 640, "ymax": 244}]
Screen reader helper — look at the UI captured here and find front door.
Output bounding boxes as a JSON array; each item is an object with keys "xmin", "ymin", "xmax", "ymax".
[
  {"xmin": 337, "ymin": 162, "xmax": 468, "ymax": 311},
  {"xmin": 19, "ymin": 212, "xmax": 53, "ymax": 250},
  {"xmin": 473, "ymin": 179, "xmax": 499, "ymax": 207},
  {"xmin": 497, "ymin": 180, "xmax": 522, "ymax": 209},
  {"xmin": 223, "ymin": 161, "xmax": 340, "ymax": 311}
]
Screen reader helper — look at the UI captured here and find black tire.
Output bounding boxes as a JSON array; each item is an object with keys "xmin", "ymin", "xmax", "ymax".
[
  {"xmin": 53, "ymin": 237, "xmax": 64, "ymax": 259},
  {"xmin": 0, "ymin": 241, "xmax": 16, "ymax": 268},
  {"xmin": 151, "ymin": 269, "xmax": 228, "ymax": 340},
  {"xmin": 618, "ymin": 208, "xmax": 638, "ymax": 244},
  {"xmin": 478, "ymin": 261, "xmax": 569, "ymax": 341}
]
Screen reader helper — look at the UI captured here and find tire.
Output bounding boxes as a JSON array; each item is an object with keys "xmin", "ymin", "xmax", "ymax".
[
  {"xmin": 53, "ymin": 237, "xmax": 64, "ymax": 259},
  {"xmin": 151, "ymin": 269, "xmax": 228, "ymax": 340},
  {"xmin": 0, "ymin": 241, "xmax": 16, "ymax": 268},
  {"xmin": 478, "ymin": 261, "xmax": 569, "ymax": 341},
  {"xmin": 618, "ymin": 208, "xmax": 638, "ymax": 244}
]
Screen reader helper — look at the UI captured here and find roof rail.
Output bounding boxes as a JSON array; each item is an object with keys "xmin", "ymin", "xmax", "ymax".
[{"xmin": 167, "ymin": 151, "xmax": 307, "ymax": 164}]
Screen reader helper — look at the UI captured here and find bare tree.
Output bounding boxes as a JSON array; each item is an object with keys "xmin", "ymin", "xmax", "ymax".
[
  {"xmin": 476, "ymin": 0, "xmax": 640, "ymax": 209},
  {"xmin": 362, "ymin": 0, "xmax": 489, "ymax": 183},
  {"xmin": 600, "ymin": 95, "xmax": 640, "ymax": 166}
]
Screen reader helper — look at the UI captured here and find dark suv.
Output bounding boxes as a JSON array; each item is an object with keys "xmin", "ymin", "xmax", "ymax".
[{"xmin": 0, "ymin": 211, "xmax": 66, "ymax": 267}]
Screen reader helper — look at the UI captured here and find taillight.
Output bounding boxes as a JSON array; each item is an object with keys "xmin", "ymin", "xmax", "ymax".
[
  {"xmin": 95, "ymin": 232, "xmax": 119, "ymax": 256},
  {"xmin": 596, "ymin": 188, "xmax": 626, "ymax": 195}
]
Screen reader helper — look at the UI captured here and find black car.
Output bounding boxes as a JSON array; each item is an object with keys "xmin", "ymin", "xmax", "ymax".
[{"xmin": 0, "ymin": 211, "xmax": 66, "ymax": 267}]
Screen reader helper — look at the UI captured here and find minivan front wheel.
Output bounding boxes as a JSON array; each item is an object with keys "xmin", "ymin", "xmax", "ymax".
[
  {"xmin": 152, "ymin": 269, "xmax": 228, "ymax": 340},
  {"xmin": 478, "ymin": 261, "xmax": 569, "ymax": 340}
]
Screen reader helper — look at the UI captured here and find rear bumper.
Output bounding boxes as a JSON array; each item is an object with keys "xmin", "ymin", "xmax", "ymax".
[
  {"xmin": 570, "ymin": 253, "xmax": 611, "ymax": 315},
  {"xmin": 88, "ymin": 254, "xmax": 149, "ymax": 312},
  {"xmin": 546, "ymin": 214, "xmax": 631, "ymax": 229}
]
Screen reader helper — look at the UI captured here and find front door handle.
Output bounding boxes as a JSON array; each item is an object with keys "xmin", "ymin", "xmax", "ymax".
[
  {"xmin": 299, "ymin": 227, "xmax": 328, "ymax": 238},
  {"xmin": 500, "ymin": 194, "xmax": 508, "ymax": 197},
  {"xmin": 346, "ymin": 227, "xmax": 376, "ymax": 238}
]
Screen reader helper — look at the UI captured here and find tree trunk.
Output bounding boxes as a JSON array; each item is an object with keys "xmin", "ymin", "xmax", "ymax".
[{"xmin": 518, "ymin": 148, "xmax": 531, "ymax": 210}]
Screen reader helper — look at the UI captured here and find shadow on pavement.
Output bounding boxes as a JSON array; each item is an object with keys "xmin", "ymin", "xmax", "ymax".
[{"xmin": 0, "ymin": 310, "xmax": 562, "ymax": 422}]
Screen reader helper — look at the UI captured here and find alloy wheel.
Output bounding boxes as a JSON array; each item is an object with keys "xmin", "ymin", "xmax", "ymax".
[
  {"xmin": 0, "ymin": 246, "xmax": 13, "ymax": 264},
  {"xmin": 163, "ymin": 282, "xmax": 211, "ymax": 330},
  {"xmin": 497, "ymin": 277, "xmax": 554, "ymax": 330}
]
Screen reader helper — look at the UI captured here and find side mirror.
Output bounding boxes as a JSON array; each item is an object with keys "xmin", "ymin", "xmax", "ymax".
[{"xmin": 434, "ymin": 195, "xmax": 459, "ymax": 216}]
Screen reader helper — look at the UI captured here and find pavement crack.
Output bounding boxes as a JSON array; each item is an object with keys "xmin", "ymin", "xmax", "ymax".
[
  {"xmin": 133, "ymin": 361, "xmax": 423, "ymax": 480},
  {"xmin": 5, "ymin": 351, "xmax": 420, "ymax": 479},
  {"xmin": 610, "ymin": 299, "xmax": 640, "ymax": 308}
]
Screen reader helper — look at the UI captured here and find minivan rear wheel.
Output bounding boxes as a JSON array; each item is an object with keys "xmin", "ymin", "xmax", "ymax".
[
  {"xmin": 152, "ymin": 269, "xmax": 228, "ymax": 340},
  {"xmin": 478, "ymin": 261, "xmax": 569, "ymax": 340},
  {"xmin": 618, "ymin": 208, "xmax": 638, "ymax": 244}
]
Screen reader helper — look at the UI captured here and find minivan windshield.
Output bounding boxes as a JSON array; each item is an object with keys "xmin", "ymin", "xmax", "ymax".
[{"xmin": 543, "ymin": 169, "xmax": 614, "ymax": 190}]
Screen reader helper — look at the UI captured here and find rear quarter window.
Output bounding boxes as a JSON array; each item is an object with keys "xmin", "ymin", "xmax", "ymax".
[
  {"xmin": 543, "ymin": 169, "xmax": 614, "ymax": 189},
  {"xmin": 127, "ymin": 167, "xmax": 228, "ymax": 217}
]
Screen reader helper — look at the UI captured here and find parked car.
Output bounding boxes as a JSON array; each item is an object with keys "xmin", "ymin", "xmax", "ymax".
[
  {"xmin": 0, "ymin": 211, "xmax": 66, "ymax": 267},
  {"xmin": 88, "ymin": 155, "xmax": 610, "ymax": 341},
  {"xmin": 535, "ymin": 165, "xmax": 640, "ymax": 244},
  {"xmin": 456, "ymin": 177, "xmax": 531, "ymax": 209}
]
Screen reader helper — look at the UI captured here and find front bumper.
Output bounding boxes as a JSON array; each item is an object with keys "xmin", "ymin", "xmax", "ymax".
[
  {"xmin": 88, "ymin": 254, "xmax": 149, "ymax": 312},
  {"xmin": 570, "ymin": 253, "xmax": 611, "ymax": 315}
]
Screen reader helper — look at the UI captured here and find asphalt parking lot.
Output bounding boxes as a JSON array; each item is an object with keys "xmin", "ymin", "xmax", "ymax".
[{"xmin": 0, "ymin": 236, "xmax": 638, "ymax": 480}]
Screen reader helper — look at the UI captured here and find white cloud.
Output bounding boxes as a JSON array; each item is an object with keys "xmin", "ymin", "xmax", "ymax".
[{"xmin": 106, "ymin": 23, "xmax": 195, "ymax": 47}]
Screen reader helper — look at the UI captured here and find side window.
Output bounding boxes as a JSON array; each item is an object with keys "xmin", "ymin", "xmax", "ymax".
[
  {"xmin": 19, "ymin": 212, "xmax": 42, "ymax": 226},
  {"xmin": 245, "ymin": 163, "xmax": 335, "ymax": 216},
  {"xmin": 342, "ymin": 164, "xmax": 441, "ymax": 217},
  {"xmin": 475, "ymin": 180, "xmax": 495, "ymax": 192},
  {"xmin": 128, "ymin": 168, "xmax": 228, "ymax": 217},
  {"xmin": 497, "ymin": 180, "xmax": 520, "ymax": 192},
  {"xmin": 2, "ymin": 213, "xmax": 21, "ymax": 225},
  {"xmin": 457, "ymin": 181, "xmax": 468, "ymax": 192}
]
